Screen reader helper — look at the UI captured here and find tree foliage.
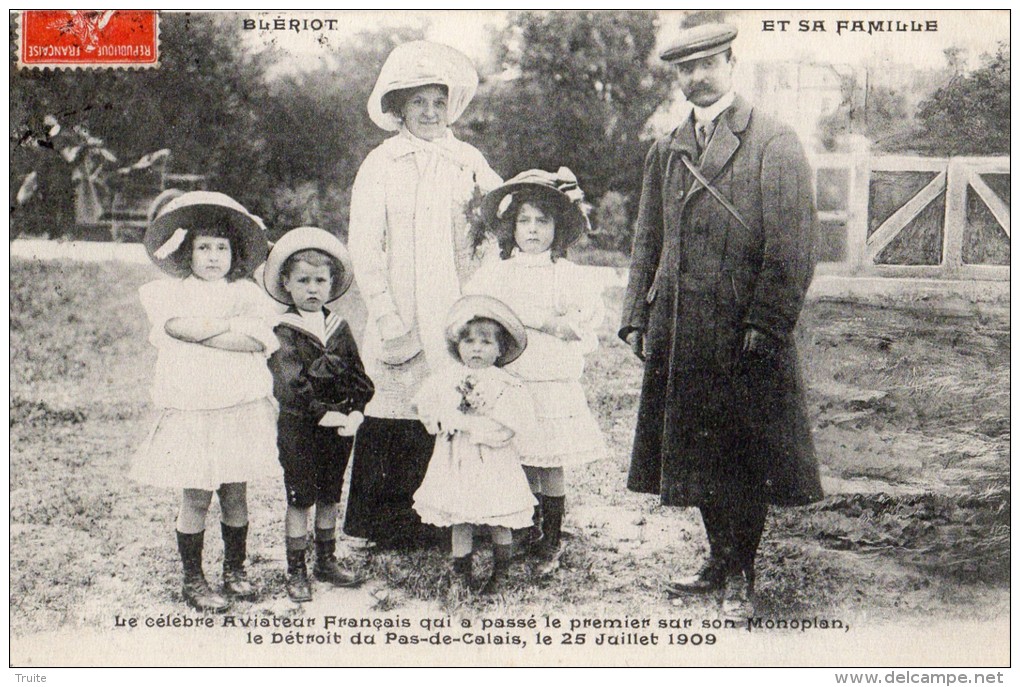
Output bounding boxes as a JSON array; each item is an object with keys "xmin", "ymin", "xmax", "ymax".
[
  {"xmin": 471, "ymin": 10, "xmax": 673, "ymax": 237},
  {"xmin": 677, "ymin": 10, "xmax": 730, "ymax": 29},
  {"xmin": 817, "ymin": 80, "xmax": 912, "ymax": 152},
  {"xmin": 11, "ymin": 13, "xmax": 272, "ymax": 232},
  {"xmin": 12, "ymin": 11, "xmax": 675, "ymax": 247},
  {"xmin": 256, "ymin": 25, "xmax": 423, "ymax": 237},
  {"xmin": 913, "ymin": 42, "xmax": 1009, "ymax": 156}
]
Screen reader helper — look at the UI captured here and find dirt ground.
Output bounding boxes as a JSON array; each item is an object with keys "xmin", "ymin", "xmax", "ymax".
[{"xmin": 9, "ymin": 258, "xmax": 1010, "ymax": 664}]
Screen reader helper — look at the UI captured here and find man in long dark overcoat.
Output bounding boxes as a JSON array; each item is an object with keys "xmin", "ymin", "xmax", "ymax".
[{"xmin": 619, "ymin": 24, "xmax": 823, "ymax": 614}]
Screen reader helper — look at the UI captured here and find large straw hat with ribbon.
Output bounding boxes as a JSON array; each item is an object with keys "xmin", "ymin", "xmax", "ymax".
[
  {"xmin": 367, "ymin": 40, "xmax": 479, "ymax": 132},
  {"xmin": 444, "ymin": 295, "xmax": 528, "ymax": 367},
  {"xmin": 144, "ymin": 191, "xmax": 267, "ymax": 278},
  {"xmin": 262, "ymin": 226, "xmax": 354, "ymax": 305},
  {"xmin": 480, "ymin": 167, "xmax": 591, "ymax": 249}
]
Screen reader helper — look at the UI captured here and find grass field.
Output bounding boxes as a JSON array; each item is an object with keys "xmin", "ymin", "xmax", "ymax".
[{"xmin": 9, "ymin": 258, "xmax": 1010, "ymax": 639}]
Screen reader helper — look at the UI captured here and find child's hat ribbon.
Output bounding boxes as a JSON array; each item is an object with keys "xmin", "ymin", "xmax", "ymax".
[
  {"xmin": 554, "ymin": 167, "xmax": 585, "ymax": 203},
  {"xmin": 496, "ymin": 167, "xmax": 585, "ymax": 217},
  {"xmin": 153, "ymin": 228, "xmax": 188, "ymax": 259}
]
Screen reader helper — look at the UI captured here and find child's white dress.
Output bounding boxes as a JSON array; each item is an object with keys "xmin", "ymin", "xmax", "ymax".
[
  {"xmin": 131, "ymin": 276, "xmax": 281, "ymax": 490},
  {"xmin": 464, "ymin": 251, "xmax": 607, "ymax": 468},
  {"xmin": 412, "ymin": 364, "xmax": 539, "ymax": 529}
]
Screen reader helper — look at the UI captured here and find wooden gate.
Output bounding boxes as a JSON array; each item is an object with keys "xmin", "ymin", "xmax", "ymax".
[{"xmin": 810, "ymin": 154, "xmax": 1010, "ymax": 280}]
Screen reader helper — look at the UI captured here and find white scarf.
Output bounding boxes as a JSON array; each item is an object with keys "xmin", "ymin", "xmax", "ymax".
[{"xmin": 395, "ymin": 127, "xmax": 471, "ymax": 369}]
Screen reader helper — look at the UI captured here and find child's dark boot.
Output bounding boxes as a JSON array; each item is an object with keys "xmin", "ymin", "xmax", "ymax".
[
  {"xmin": 221, "ymin": 522, "xmax": 256, "ymax": 599},
  {"xmin": 314, "ymin": 529, "xmax": 364, "ymax": 587},
  {"xmin": 450, "ymin": 552, "xmax": 474, "ymax": 588},
  {"xmin": 480, "ymin": 544, "xmax": 513, "ymax": 595},
  {"xmin": 177, "ymin": 530, "xmax": 230, "ymax": 612},
  {"xmin": 536, "ymin": 495, "xmax": 565, "ymax": 575},
  {"xmin": 517, "ymin": 494, "xmax": 544, "ymax": 556},
  {"xmin": 286, "ymin": 537, "xmax": 312, "ymax": 603}
]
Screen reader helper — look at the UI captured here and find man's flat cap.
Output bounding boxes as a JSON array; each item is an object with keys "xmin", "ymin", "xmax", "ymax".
[{"xmin": 660, "ymin": 23, "xmax": 737, "ymax": 64}]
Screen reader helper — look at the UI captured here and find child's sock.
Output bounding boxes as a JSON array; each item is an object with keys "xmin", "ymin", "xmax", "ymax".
[
  {"xmin": 451, "ymin": 524, "xmax": 473, "ymax": 558},
  {"xmin": 449, "ymin": 525, "xmax": 475, "ymax": 587}
]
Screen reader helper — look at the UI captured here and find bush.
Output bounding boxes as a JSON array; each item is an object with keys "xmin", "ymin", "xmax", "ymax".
[
  {"xmin": 471, "ymin": 11, "xmax": 673, "ymax": 229},
  {"xmin": 913, "ymin": 43, "xmax": 1009, "ymax": 156},
  {"xmin": 588, "ymin": 191, "xmax": 631, "ymax": 252},
  {"xmin": 264, "ymin": 182, "xmax": 352, "ymax": 243}
]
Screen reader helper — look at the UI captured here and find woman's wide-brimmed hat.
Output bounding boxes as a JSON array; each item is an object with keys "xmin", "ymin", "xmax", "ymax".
[
  {"xmin": 444, "ymin": 294, "xmax": 527, "ymax": 367},
  {"xmin": 145, "ymin": 191, "xmax": 267, "ymax": 278},
  {"xmin": 367, "ymin": 40, "xmax": 479, "ymax": 132},
  {"xmin": 262, "ymin": 226, "xmax": 354, "ymax": 305},
  {"xmin": 480, "ymin": 167, "xmax": 591, "ymax": 249}
]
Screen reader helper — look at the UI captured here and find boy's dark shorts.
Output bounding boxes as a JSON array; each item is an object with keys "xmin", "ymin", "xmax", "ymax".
[{"xmin": 277, "ymin": 414, "xmax": 355, "ymax": 509}]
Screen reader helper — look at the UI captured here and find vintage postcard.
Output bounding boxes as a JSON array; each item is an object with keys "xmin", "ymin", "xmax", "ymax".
[{"xmin": 8, "ymin": 9, "xmax": 1010, "ymax": 671}]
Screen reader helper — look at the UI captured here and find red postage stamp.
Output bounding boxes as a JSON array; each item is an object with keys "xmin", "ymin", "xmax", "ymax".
[{"xmin": 17, "ymin": 10, "xmax": 159, "ymax": 69}]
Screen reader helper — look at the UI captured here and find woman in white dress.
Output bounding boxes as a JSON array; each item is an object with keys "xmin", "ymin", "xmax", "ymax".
[{"xmin": 344, "ymin": 41, "xmax": 502, "ymax": 547}]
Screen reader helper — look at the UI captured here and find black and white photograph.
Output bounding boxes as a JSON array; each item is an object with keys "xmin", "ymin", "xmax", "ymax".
[{"xmin": 8, "ymin": 9, "xmax": 1011, "ymax": 671}]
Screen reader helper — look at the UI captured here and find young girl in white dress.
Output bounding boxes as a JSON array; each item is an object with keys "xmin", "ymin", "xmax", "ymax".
[
  {"xmin": 132, "ymin": 191, "xmax": 280, "ymax": 612},
  {"xmin": 466, "ymin": 168, "xmax": 607, "ymax": 572},
  {"xmin": 412, "ymin": 295, "xmax": 539, "ymax": 594}
]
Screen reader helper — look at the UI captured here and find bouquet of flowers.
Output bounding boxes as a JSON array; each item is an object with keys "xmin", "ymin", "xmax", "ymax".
[{"xmin": 456, "ymin": 374, "xmax": 485, "ymax": 415}]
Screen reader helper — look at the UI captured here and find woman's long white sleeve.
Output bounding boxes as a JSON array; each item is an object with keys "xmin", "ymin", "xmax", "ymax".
[
  {"xmin": 468, "ymin": 146, "xmax": 503, "ymax": 193},
  {"xmin": 348, "ymin": 152, "xmax": 400, "ymax": 326}
]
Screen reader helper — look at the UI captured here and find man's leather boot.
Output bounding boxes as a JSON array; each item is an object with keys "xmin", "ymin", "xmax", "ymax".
[
  {"xmin": 721, "ymin": 569, "xmax": 753, "ymax": 619},
  {"xmin": 665, "ymin": 555, "xmax": 728, "ymax": 596}
]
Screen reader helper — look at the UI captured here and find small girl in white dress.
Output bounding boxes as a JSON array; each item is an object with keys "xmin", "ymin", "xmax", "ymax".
[
  {"xmin": 466, "ymin": 168, "xmax": 607, "ymax": 572},
  {"xmin": 412, "ymin": 295, "xmax": 539, "ymax": 594},
  {"xmin": 132, "ymin": 191, "xmax": 280, "ymax": 612}
]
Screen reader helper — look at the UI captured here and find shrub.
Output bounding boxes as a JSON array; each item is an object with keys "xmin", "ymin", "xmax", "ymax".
[
  {"xmin": 264, "ymin": 182, "xmax": 352, "ymax": 243},
  {"xmin": 588, "ymin": 191, "xmax": 631, "ymax": 252}
]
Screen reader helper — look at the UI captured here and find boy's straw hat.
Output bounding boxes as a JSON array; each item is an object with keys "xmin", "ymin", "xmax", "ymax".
[
  {"xmin": 262, "ymin": 227, "xmax": 354, "ymax": 305},
  {"xmin": 367, "ymin": 40, "xmax": 479, "ymax": 132},
  {"xmin": 481, "ymin": 167, "xmax": 591, "ymax": 249},
  {"xmin": 145, "ymin": 191, "xmax": 267, "ymax": 278},
  {"xmin": 444, "ymin": 295, "xmax": 527, "ymax": 367}
]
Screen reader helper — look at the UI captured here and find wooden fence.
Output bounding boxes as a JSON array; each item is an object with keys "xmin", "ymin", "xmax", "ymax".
[{"xmin": 809, "ymin": 154, "xmax": 1010, "ymax": 280}]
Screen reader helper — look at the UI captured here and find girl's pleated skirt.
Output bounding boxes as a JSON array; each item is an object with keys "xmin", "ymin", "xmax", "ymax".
[{"xmin": 131, "ymin": 398, "xmax": 280, "ymax": 490}]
